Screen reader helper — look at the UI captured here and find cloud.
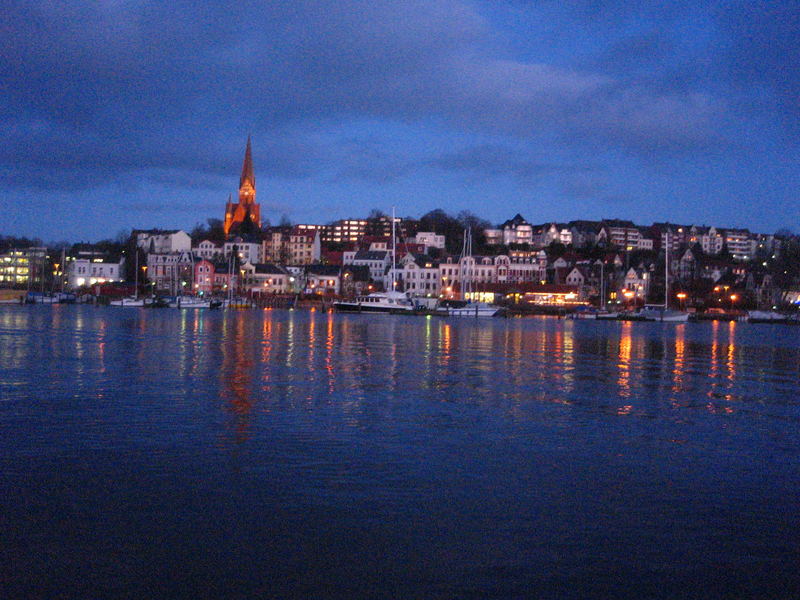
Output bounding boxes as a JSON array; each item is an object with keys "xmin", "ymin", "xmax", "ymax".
[
  {"xmin": 717, "ymin": 1, "xmax": 800, "ymax": 132},
  {"xmin": 0, "ymin": 0, "xmax": 736, "ymax": 196},
  {"xmin": 427, "ymin": 144, "xmax": 571, "ymax": 179}
]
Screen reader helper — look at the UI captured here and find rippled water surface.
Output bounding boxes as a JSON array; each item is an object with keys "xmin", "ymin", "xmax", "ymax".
[{"xmin": 2, "ymin": 306, "xmax": 799, "ymax": 598}]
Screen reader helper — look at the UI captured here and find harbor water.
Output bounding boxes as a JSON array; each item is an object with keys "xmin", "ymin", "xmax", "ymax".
[{"xmin": 1, "ymin": 305, "xmax": 799, "ymax": 598}]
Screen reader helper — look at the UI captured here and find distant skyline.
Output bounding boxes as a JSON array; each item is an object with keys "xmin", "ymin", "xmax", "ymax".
[{"xmin": 2, "ymin": 1, "xmax": 798, "ymax": 241}]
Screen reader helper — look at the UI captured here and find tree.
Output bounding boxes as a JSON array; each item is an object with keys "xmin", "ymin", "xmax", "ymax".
[{"xmin": 190, "ymin": 218, "xmax": 225, "ymax": 243}]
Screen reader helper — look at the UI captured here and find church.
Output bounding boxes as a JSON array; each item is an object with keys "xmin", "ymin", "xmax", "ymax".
[{"xmin": 223, "ymin": 136, "xmax": 262, "ymax": 237}]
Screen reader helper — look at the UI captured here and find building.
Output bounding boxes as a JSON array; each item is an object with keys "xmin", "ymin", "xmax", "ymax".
[
  {"xmin": 66, "ymin": 252, "xmax": 125, "ymax": 289},
  {"xmin": 344, "ymin": 249, "xmax": 391, "ymax": 283},
  {"xmin": 262, "ymin": 226, "xmax": 321, "ymax": 265},
  {"xmin": 397, "ymin": 254, "xmax": 440, "ymax": 296},
  {"xmin": 241, "ymin": 263, "xmax": 292, "ymax": 295},
  {"xmin": 135, "ymin": 230, "xmax": 191, "ymax": 254},
  {"xmin": 501, "ymin": 214, "xmax": 534, "ymax": 246},
  {"xmin": 223, "ymin": 236, "xmax": 262, "ymax": 265},
  {"xmin": 0, "ymin": 247, "xmax": 47, "ymax": 287},
  {"xmin": 194, "ymin": 240, "xmax": 223, "ymax": 260},
  {"xmin": 146, "ymin": 251, "xmax": 195, "ymax": 293},
  {"xmin": 411, "ymin": 232, "xmax": 445, "ymax": 250},
  {"xmin": 223, "ymin": 136, "xmax": 262, "ymax": 237},
  {"xmin": 305, "ymin": 265, "xmax": 341, "ymax": 295},
  {"xmin": 340, "ymin": 265, "xmax": 372, "ymax": 297},
  {"xmin": 567, "ymin": 221, "xmax": 600, "ymax": 248},
  {"xmin": 621, "ymin": 268, "xmax": 650, "ymax": 300},
  {"xmin": 597, "ymin": 220, "xmax": 641, "ymax": 249},
  {"xmin": 323, "ymin": 219, "xmax": 369, "ymax": 244},
  {"xmin": 366, "ymin": 214, "xmax": 407, "ymax": 240},
  {"xmin": 723, "ymin": 229, "xmax": 754, "ymax": 261},
  {"xmin": 192, "ymin": 259, "xmax": 216, "ymax": 295}
]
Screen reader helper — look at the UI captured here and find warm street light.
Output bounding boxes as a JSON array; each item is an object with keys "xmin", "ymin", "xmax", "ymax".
[{"xmin": 676, "ymin": 292, "xmax": 687, "ymax": 310}]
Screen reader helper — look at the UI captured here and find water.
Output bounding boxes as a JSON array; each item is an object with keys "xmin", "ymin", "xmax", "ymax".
[{"xmin": 1, "ymin": 305, "xmax": 799, "ymax": 599}]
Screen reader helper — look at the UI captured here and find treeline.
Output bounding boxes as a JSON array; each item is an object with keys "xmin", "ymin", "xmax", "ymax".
[{"xmin": 0, "ymin": 235, "xmax": 43, "ymax": 253}]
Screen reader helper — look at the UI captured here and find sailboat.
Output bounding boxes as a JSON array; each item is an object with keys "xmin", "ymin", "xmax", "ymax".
[
  {"xmin": 638, "ymin": 231, "xmax": 689, "ymax": 322},
  {"xmin": 168, "ymin": 252, "xmax": 211, "ymax": 308},
  {"xmin": 333, "ymin": 207, "xmax": 415, "ymax": 314},
  {"xmin": 441, "ymin": 228, "xmax": 503, "ymax": 317},
  {"xmin": 110, "ymin": 249, "xmax": 148, "ymax": 307}
]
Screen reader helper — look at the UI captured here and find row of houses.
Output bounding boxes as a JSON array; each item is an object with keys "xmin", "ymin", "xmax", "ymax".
[{"xmin": 484, "ymin": 215, "xmax": 782, "ymax": 261}]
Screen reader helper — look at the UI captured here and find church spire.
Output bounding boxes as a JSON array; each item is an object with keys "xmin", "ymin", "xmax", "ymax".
[
  {"xmin": 225, "ymin": 136, "xmax": 261, "ymax": 238},
  {"xmin": 239, "ymin": 135, "xmax": 255, "ymax": 193}
]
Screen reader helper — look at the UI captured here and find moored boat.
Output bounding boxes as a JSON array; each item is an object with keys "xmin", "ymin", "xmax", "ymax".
[
  {"xmin": 333, "ymin": 291, "xmax": 415, "ymax": 314},
  {"xmin": 746, "ymin": 310, "xmax": 799, "ymax": 324},
  {"xmin": 110, "ymin": 296, "xmax": 149, "ymax": 307},
  {"xmin": 169, "ymin": 296, "xmax": 211, "ymax": 309},
  {"xmin": 637, "ymin": 306, "xmax": 690, "ymax": 322},
  {"xmin": 439, "ymin": 299, "xmax": 503, "ymax": 317}
]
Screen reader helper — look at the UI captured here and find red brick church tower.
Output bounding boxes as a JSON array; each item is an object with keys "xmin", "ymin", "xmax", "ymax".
[{"xmin": 223, "ymin": 136, "xmax": 262, "ymax": 237}]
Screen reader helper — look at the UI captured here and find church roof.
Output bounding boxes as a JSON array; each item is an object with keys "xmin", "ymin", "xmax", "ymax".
[{"xmin": 239, "ymin": 135, "xmax": 255, "ymax": 190}]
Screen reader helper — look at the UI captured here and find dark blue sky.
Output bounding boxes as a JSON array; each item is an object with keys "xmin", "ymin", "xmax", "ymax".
[{"xmin": 2, "ymin": 1, "xmax": 798, "ymax": 241}]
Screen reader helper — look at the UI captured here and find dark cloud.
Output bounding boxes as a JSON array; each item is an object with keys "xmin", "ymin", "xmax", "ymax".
[
  {"xmin": 0, "ymin": 0, "xmax": 735, "ymax": 192},
  {"xmin": 427, "ymin": 145, "xmax": 570, "ymax": 179},
  {"xmin": 718, "ymin": 2, "xmax": 800, "ymax": 132},
  {"xmin": 1, "ymin": 0, "xmax": 796, "ymax": 239}
]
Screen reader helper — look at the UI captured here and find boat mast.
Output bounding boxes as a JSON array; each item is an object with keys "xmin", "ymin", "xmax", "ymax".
[
  {"xmin": 60, "ymin": 248, "xmax": 65, "ymax": 293},
  {"xmin": 600, "ymin": 259, "xmax": 605, "ymax": 310},
  {"xmin": 459, "ymin": 227, "xmax": 473, "ymax": 301},
  {"xmin": 664, "ymin": 230, "xmax": 670, "ymax": 310},
  {"xmin": 134, "ymin": 249, "xmax": 139, "ymax": 300},
  {"xmin": 391, "ymin": 206, "xmax": 396, "ymax": 292}
]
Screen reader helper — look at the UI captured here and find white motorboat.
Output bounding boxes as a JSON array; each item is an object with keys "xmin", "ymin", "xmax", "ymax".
[
  {"xmin": 746, "ymin": 310, "xmax": 797, "ymax": 324},
  {"xmin": 170, "ymin": 296, "xmax": 211, "ymax": 309},
  {"xmin": 110, "ymin": 297, "xmax": 149, "ymax": 307},
  {"xmin": 440, "ymin": 299, "xmax": 503, "ymax": 317},
  {"xmin": 333, "ymin": 291, "xmax": 415, "ymax": 314}
]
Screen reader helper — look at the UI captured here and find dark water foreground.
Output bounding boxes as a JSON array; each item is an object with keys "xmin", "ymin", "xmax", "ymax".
[{"xmin": 1, "ymin": 306, "xmax": 799, "ymax": 599}]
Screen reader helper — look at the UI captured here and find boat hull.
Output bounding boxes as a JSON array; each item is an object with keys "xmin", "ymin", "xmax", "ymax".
[
  {"xmin": 332, "ymin": 302, "xmax": 414, "ymax": 314},
  {"xmin": 110, "ymin": 297, "xmax": 149, "ymax": 307},
  {"xmin": 638, "ymin": 309, "xmax": 690, "ymax": 322},
  {"xmin": 445, "ymin": 305, "xmax": 502, "ymax": 317}
]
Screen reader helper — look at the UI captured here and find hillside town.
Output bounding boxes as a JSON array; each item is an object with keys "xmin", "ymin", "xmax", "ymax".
[{"xmin": 3, "ymin": 139, "xmax": 799, "ymax": 313}]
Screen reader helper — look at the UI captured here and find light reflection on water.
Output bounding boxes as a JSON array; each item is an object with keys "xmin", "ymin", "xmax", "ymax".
[{"xmin": 1, "ymin": 306, "xmax": 800, "ymax": 598}]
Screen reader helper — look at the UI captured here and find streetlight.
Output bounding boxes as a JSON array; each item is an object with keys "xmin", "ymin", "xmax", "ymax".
[
  {"xmin": 676, "ymin": 292, "xmax": 687, "ymax": 311},
  {"xmin": 730, "ymin": 294, "xmax": 738, "ymax": 311}
]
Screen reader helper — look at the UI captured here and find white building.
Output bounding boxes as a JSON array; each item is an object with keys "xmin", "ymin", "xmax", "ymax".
[
  {"xmin": 412, "ymin": 232, "xmax": 446, "ymax": 250},
  {"xmin": 224, "ymin": 237, "xmax": 263, "ymax": 265},
  {"xmin": 723, "ymin": 229, "xmax": 755, "ymax": 261},
  {"xmin": 622, "ymin": 268, "xmax": 650, "ymax": 299},
  {"xmin": 305, "ymin": 266, "xmax": 341, "ymax": 295},
  {"xmin": 241, "ymin": 263, "xmax": 292, "ymax": 294},
  {"xmin": 66, "ymin": 257, "xmax": 125, "ymax": 289},
  {"xmin": 135, "ymin": 229, "xmax": 191, "ymax": 254},
  {"xmin": 344, "ymin": 250, "xmax": 391, "ymax": 283},
  {"xmin": 397, "ymin": 254, "xmax": 440, "ymax": 296},
  {"xmin": 501, "ymin": 214, "xmax": 534, "ymax": 246},
  {"xmin": 194, "ymin": 240, "xmax": 223, "ymax": 260}
]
